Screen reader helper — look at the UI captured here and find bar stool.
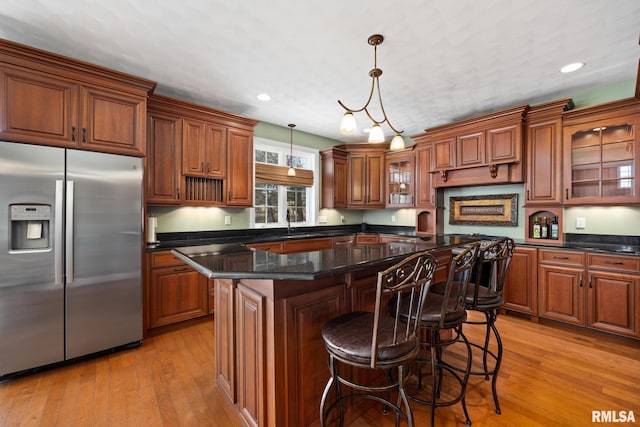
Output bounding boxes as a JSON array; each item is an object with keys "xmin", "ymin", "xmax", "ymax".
[
  {"xmin": 462, "ymin": 237, "xmax": 514, "ymax": 414},
  {"xmin": 319, "ymin": 251, "xmax": 438, "ymax": 427},
  {"xmin": 398, "ymin": 243, "xmax": 479, "ymax": 427}
]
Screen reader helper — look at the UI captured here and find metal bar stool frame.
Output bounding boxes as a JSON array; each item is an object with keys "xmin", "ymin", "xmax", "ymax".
[{"xmin": 319, "ymin": 251, "xmax": 438, "ymax": 427}]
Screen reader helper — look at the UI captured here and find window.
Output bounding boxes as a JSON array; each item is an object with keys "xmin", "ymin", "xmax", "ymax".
[{"xmin": 252, "ymin": 138, "xmax": 318, "ymax": 228}]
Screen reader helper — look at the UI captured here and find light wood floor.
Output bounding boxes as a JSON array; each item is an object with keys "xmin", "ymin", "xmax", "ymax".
[{"xmin": 1, "ymin": 313, "xmax": 639, "ymax": 427}]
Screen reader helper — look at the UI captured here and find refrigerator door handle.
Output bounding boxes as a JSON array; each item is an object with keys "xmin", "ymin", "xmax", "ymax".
[
  {"xmin": 55, "ymin": 180, "xmax": 64, "ymax": 285},
  {"xmin": 66, "ymin": 180, "xmax": 74, "ymax": 284}
]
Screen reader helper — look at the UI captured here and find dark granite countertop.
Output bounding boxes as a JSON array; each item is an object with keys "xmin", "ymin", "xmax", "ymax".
[
  {"xmin": 159, "ymin": 226, "xmax": 639, "ymax": 280},
  {"xmin": 172, "ymin": 234, "xmax": 480, "ymax": 280}
]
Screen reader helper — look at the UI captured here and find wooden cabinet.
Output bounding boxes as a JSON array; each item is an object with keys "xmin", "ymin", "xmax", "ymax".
[
  {"xmin": 147, "ymin": 251, "xmax": 208, "ymax": 329},
  {"xmin": 538, "ymin": 248, "xmax": 639, "ymax": 338},
  {"xmin": 215, "ymin": 278, "xmax": 236, "ymax": 402},
  {"xmin": 182, "ymin": 118, "xmax": 227, "ymax": 178},
  {"xmin": 424, "ymin": 105, "xmax": 528, "ymax": 188},
  {"xmin": 236, "ymin": 283, "xmax": 266, "ymax": 427},
  {"xmin": 226, "ymin": 128, "xmax": 254, "ymax": 207},
  {"xmin": 145, "ymin": 94, "xmax": 258, "ymax": 207},
  {"xmin": 585, "ymin": 253, "xmax": 639, "ymax": 337},
  {"xmin": 385, "ymin": 147, "xmax": 414, "ymax": 207},
  {"xmin": 503, "ymin": 246, "xmax": 538, "ymax": 317},
  {"xmin": 563, "ymin": 99, "xmax": 640, "ymax": 205},
  {"xmin": 320, "ymin": 147, "xmax": 348, "ymax": 208},
  {"xmin": 146, "ymin": 110, "xmax": 181, "ymax": 204},
  {"xmin": 0, "ymin": 39, "xmax": 154, "ymax": 156},
  {"xmin": 525, "ymin": 99, "xmax": 573, "ymax": 206},
  {"xmin": 538, "ymin": 248, "xmax": 586, "ymax": 326},
  {"xmin": 347, "ymin": 144, "xmax": 386, "ymax": 208},
  {"xmin": 415, "ymin": 140, "xmax": 435, "ymax": 208}
]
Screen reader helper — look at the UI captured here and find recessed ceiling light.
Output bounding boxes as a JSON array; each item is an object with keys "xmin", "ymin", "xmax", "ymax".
[
  {"xmin": 560, "ymin": 62, "xmax": 585, "ymax": 73},
  {"xmin": 257, "ymin": 93, "xmax": 271, "ymax": 101}
]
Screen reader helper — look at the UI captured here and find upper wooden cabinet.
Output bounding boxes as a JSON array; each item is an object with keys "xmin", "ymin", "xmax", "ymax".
[
  {"xmin": 422, "ymin": 104, "xmax": 528, "ymax": 187},
  {"xmin": 414, "ymin": 136, "xmax": 435, "ymax": 208},
  {"xmin": 182, "ymin": 118, "xmax": 227, "ymax": 178},
  {"xmin": 226, "ymin": 128, "xmax": 254, "ymax": 207},
  {"xmin": 347, "ymin": 144, "xmax": 386, "ymax": 209},
  {"xmin": 385, "ymin": 147, "xmax": 415, "ymax": 208},
  {"xmin": 146, "ymin": 94, "xmax": 258, "ymax": 207},
  {"xmin": 146, "ymin": 109, "xmax": 182, "ymax": 204},
  {"xmin": 321, "ymin": 147, "xmax": 348, "ymax": 208},
  {"xmin": 524, "ymin": 99, "xmax": 573, "ymax": 206},
  {"xmin": 0, "ymin": 38, "xmax": 155, "ymax": 156},
  {"xmin": 562, "ymin": 98, "xmax": 640, "ymax": 205}
]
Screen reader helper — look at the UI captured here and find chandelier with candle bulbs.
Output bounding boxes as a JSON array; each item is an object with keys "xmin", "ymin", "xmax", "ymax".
[{"xmin": 338, "ymin": 34, "xmax": 405, "ymax": 151}]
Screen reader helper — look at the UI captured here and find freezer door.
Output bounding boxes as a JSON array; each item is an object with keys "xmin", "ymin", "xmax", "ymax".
[
  {"xmin": 65, "ymin": 149, "xmax": 143, "ymax": 359},
  {"xmin": 0, "ymin": 141, "xmax": 65, "ymax": 376}
]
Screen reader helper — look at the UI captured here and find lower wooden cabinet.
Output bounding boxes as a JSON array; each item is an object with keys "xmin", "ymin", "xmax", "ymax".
[
  {"xmin": 503, "ymin": 246, "xmax": 538, "ymax": 317},
  {"xmin": 147, "ymin": 251, "xmax": 209, "ymax": 329},
  {"xmin": 538, "ymin": 248, "xmax": 639, "ymax": 338}
]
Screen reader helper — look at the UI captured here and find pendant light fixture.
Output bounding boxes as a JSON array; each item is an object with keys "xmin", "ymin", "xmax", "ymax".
[
  {"xmin": 338, "ymin": 34, "xmax": 405, "ymax": 150},
  {"xmin": 287, "ymin": 123, "xmax": 296, "ymax": 177}
]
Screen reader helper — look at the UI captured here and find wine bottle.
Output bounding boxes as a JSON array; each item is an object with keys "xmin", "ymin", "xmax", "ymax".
[
  {"xmin": 533, "ymin": 216, "xmax": 541, "ymax": 239},
  {"xmin": 551, "ymin": 216, "xmax": 559, "ymax": 240},
  {"xmin": 541, "ymin": 217, "xmax": 549, "ymax": 239}
]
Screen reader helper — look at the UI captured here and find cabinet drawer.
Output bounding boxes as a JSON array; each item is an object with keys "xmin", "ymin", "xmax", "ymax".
[
  {"xmin": 588, "ymin": 253, "xmax": 640, "ymax": 273},
  {"xmin": 150, "ymin": 251, "xmax": 189, "ymax": 268},
  {"xmin": 356, "ymin": 234, "xmax": 379, "ymax": 244},
  {"xmin": 539, "ymin": 249, "xmax": 585, "ymax": 267}
]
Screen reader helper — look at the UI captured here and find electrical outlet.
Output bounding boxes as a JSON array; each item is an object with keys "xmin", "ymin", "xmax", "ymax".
[
  {"xmin": 224, "ymin": 215, "xmax": 232, "ymax": 225},
  {"xmin": 576, "ymin": 217, "xmax": 586, "ymax": 229},
  {"xmin": 391, "ymin": 215, "xmax": 396, "ymax": 223}
]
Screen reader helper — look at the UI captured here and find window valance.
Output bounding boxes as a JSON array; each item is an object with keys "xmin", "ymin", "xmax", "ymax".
[{"xmin": 255, "ymin": 162, "xmax": 314, "ymax": 187}]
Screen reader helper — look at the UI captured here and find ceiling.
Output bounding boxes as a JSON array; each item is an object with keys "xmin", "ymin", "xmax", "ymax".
[{"xmin": 1, "ymin": 0, "xmax": 639, "ymax": 143}]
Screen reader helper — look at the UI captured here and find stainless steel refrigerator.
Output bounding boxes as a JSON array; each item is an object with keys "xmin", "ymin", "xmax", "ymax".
[{"xmin": 0, "ymin": 140, "xmax": 143, "ymax": 377}]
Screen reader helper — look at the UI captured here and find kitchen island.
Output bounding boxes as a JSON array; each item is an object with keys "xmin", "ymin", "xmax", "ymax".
[{"xmin": 172, "ymin": 234, "xmax": 478, "ymax": 427}]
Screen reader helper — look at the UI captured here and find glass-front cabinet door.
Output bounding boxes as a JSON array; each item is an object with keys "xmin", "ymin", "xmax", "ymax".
[
  {"xmin": 563, "ymin": 114, "xmax": 639, "ymax": 205},
  {"xmin": 385, "ymin": 149, "xmax": 414, "ymax": 207}
]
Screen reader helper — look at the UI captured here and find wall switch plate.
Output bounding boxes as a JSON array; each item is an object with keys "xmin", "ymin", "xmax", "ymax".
[
  {"xmin": 224, "ymin": 215, "xmax": 232, "ymax": 225},
  {"xmin": 576, "ymin": 217, "xmax": 586, "ymax": 229},
  {"xmin": 318, "ymin": 215, "xmax": 327, "ymax": 224},
  {"xmin": 391, "ymin": 215, "xmax": 396, "ymax": 223}
]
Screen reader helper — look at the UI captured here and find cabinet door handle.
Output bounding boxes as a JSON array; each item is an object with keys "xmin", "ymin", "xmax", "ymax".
[
  {"xmin": 565, "ymin": 188, "xmax": 569, "ymax": 200},
  {"xmin": 579, "ymin": 273, "xmax": 583, "ymax": 288},
  {"xmin": 552, "ymin": 256, "xmax": 570, "ymax": 260},
  {"xmin": 82, "ymin": 128, "xmax": 87, "ymax": 143},
  {"xmin": 177, "ymin": 188, "xmax": 180, "ymax": 199},
  {"xmin": 72, "ymin": 126, "xmax": 76, "ymax": 142},
  {"xmin": 526, "ymin": 190, "xmax": 530, "ymax": 201},
  {"xmin": 588, "ymin": 275, "xmax": 592, "ymax": 288},
  {"xmin": 604, "ymin": 261, "xmax": 625, "ymax": 265},
  {"xmin": 174, "ymin": 266, "xmax": 191, "ymax": 272}
]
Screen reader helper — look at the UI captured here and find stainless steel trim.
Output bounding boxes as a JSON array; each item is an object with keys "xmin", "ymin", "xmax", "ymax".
[
  {"xmin": 55, "ymin": 180, "xmax": 64, "ymax": 286},
  {"xmin": 66, "ymin": 180, "xmax": 74, "ymax": 284}
]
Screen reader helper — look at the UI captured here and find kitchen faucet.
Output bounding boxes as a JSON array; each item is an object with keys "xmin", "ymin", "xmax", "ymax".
[{"xmin": 286, "ymin": 209, "xmax": 292, "ymax": 234}]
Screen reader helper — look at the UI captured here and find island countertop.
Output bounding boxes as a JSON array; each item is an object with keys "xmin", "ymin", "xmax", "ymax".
[{"xmin": 171, "ymin": 234, "xmax": 480, "ymax": 280}]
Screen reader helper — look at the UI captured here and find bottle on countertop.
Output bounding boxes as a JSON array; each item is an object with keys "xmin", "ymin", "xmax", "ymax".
[
  {"xmin": 532, "ymin": 216, "xmax": 541, "ymax": 239},
  {"xmin": 541, "ymin": 217, "xmax": 549, "ymax": 239},
  {"xmin": 550, "ymin": 216, "xmax": 559, "ymax": 240}
]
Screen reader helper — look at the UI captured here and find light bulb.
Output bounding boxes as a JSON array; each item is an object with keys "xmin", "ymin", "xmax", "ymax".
[
  {"xmin": 368, "ymin": 123, "xmax": 385, "ymax": 143},
  {"xmin": 287, "ymin": 167, "xmax": 296, "ymax": 176},
  {"xmin": 339, "ymin": 112, "xmax": 357, "ymax": 134},
  {"xmin": 389, "ymin": 134, "xmax": 405, "ymax": 150}
]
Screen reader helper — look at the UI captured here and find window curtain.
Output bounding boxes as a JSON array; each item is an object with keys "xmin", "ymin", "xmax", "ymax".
[{"xmin": 255, "ymin": 162, "xmax": 314, "ymax": 187}]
